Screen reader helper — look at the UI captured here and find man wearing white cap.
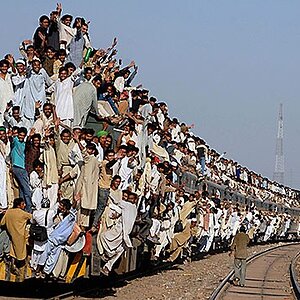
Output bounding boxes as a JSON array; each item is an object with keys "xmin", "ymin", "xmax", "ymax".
[{"xmin": 11, "ymin": 59, "xmax": 27, "ymax": 108}]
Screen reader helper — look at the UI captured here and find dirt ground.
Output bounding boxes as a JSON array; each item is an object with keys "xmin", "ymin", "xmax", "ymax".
[
  {"xmin": 0, "ymin": 242, "xmax": 292, "ymax": 300},
  {"xmin": 71, "ymin": 242, "xmax": 289, "ymax": 300}
]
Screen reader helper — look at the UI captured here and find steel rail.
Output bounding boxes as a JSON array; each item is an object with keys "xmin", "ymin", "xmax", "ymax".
[
  {"xmin": 45, "ymin": 241, "xmax": 299, "ymax": 300},
  {"xmin": 209, "ymin": 242, "xmax": 300, "ymax": 300},
  {"xmin": 290, "ymin": 250, "xmax": 300, "ymax": 300}
]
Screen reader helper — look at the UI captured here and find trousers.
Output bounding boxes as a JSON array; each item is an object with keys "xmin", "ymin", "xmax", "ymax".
[
  {"xmin": 92, "ymin": 188, "xmax": 110, "ymax": 228},
  {"xmin": 234, "ymin": 258, "xmax": 246, "ymax": 285},
  {"xmin": 12, "ymin": 166, "xmax": 32, "ymax": 213}
]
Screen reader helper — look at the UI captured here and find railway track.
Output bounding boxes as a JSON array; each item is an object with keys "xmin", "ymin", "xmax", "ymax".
[
  {"xmin": 210, "ymin": 243, "xmax": 300, "ymax": 300},
  {"xmin": 51, "ymin": 242, "xmax": 300, "ymax": 300}
]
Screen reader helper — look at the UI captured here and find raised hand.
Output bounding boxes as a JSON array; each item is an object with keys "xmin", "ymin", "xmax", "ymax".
[
  {"xmin": 29, "ymin": 127, "xmax": 36, "ymax": 136},
  {"xmin": 6, "ymin": 54, "xmax": 14, "ymax": 66},
  {"xmin": 56, "ymin": 3, "xmax": 62, "ymax": 13},
  {"xmin": 44, "ymin": 126, "xmax": 51, "ymax": 137},
  {"xmin": 112, "ymin": 37, "xmax": 118, "ymax": 48},
  {"xmin": 38, "ymin": 32, "xmax": 46, "ymax": 42},
  {"xmin": 54, "ymin": 117, "xmax": 61, "ymax": 128},
  {"xmin": 111, "ymin": 49, "xmax": 118, "ymax": 56},
  {"xmin": 35, "ymin": 101, "xmax": 41, "ymax": 109},
  {"xmin": 129, "ymin": 60, "xmax": 135, "ymax": 68},
  {"xmin": 72, "ymin": 131, "xmax": 81, "ymax": 143}
]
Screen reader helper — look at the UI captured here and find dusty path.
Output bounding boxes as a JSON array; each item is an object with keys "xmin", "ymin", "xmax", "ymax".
[
  {"xmin": 0, "ymin": 242, "xmax": 294, "ymax": 300},
  {"xmin": 70, "ymin": 242, "xmax": 291, "ymax": 300}
]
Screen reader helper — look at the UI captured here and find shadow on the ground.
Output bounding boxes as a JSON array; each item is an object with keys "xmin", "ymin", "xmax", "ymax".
[{"xmin": 0, "ymin": 263, "xmax": 181, "ymax": 299}]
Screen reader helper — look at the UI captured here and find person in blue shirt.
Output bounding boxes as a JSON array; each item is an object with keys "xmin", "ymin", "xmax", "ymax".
[{"xmin": 11, "ymin": 127, "xmax": 32, "ymax": 212}]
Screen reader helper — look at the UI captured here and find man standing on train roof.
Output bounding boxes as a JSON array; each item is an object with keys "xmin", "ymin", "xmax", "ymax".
[{"xmin": 229, "ymin": 225, "xmax": 250, "ymax": 287}]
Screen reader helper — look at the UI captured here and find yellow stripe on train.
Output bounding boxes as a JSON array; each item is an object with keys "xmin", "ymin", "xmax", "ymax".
[{"xmin": 65, "ymin": 252, "xmax": 87, "ymax": 283}]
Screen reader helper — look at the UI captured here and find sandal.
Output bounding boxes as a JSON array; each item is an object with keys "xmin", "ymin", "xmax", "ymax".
[{"xmin": 100, "ymin": 267, "xmax": 109, "ymax": 276}]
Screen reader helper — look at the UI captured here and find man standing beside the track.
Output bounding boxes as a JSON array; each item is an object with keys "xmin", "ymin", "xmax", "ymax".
[{"xmin": 229, "ymin": 225, "xmax": 250, "ymax": 287}]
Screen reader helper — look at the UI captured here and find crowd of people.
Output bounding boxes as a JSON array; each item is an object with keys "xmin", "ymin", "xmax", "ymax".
[{"xmin": 0, "ymin": 4, "xmax": 299, "ymax": 280}]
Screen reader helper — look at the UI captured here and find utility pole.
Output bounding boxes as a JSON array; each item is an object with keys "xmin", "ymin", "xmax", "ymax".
[{"xmin": 273, "ymin": 103, "xmax": 284, "ymax": 184}]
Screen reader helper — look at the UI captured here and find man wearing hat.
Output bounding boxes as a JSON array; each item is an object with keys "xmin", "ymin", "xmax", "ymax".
[
  {"xmin": 11, "ymin": 59, "xmax": 27, "ymax": 108},
  {"xmin": 96, "ymin": 130, "xmax": 108, "ymax": 161}
]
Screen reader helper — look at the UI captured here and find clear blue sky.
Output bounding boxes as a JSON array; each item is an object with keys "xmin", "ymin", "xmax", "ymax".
[{"xmin": 1, "ymin": 1, "xmax": 300, "ymax": 188}]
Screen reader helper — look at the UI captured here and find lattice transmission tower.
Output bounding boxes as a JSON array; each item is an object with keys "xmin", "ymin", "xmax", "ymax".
[{"xmin": 273, "ymin": 103, "xmax": 284, "ymax": 184}]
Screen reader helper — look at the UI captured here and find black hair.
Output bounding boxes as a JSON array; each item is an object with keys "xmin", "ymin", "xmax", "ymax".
[
  {"xmin": 57, "ymin": 49, "xmax": 67, "ymax": 57},
  {"xmin": 60, "ymin": 198, "xmax": 72, "ymax": 211},
  {"xmin": 92, "ymin": 75, "xmax": 102, "ymax": 83},
  {"xmin": 13, "ymin": 197, "xmax": 25, "ymax": 208},
  {"xmin": 240, "ymin": 225, "xmax": 246, "ymax": 233},
  {"xmin": 43, "ymin": 102, "xmax": 52, "ymax": 109},
  {"xmin": 12, "ymin": 106, "xmax": 20, "ymax": 111},
  {"xmin": 86, "ymin": 142, "xmax": 97, "ymax": 152},
  {"xmin": 18, "ymin": 127, "xmax": 27, "ymax": 135},
  {"xmin": 0, "ymin": 59, "xmax": 9, "ymax": 68},
  {"xmin": 65, "ymin": 62, "xmax": 76, "ymax": 70},
  {"xmin": 127, "ymin": 145, "xmax": 135, "ymax": 152},
  {"xmin": 61, "ymin": 14, "xmax": 73, "ymax": 23},
  {"xmin": 112, "ymin": 175, "xmax": 121, "ymax": 182},
  {"xmin": 105, "ymin": 84, "xmax": 116, "ymax": 94},
  {"xmin": 147, "ymin": 123, "xmax": 156, "ymax": 131},
  {"xmin": 32, "ymin": 133, "xmax": 41, "ymax": 141},
  {"xmin": 60, "ymin": 128, "xmax": 71, "ymax": 136},
  {"xmin": 136, "ymin": 169, "xmax": 143, "ymax": 175},
  {"xmin": 84, "ymin": 128, "xmax": 95, "ymax": 136},
  {"xmin": 104, "ymin": 149, "xmax": 115, "ymax": 157},
  {"xmin": 39, "ymin": 15, "xmax": 49, "ymax": 23},
  {"xmin": 33, "ymin": 159, "xmax": 44, "ymax": 170},
  {"xmin": 157, "ymin": 163, "xmax": 165, "ymax": 171},
  {"xmin": 132, "ymin": 147, "xmax": 139, "ymax": 154},
  {"xmin": 84, "ymin": 67, "xmax": 93, "ymax": 74},
  {"xmin": 119, "ymin": 145, "xmax": 128, "ymax": 151},
  {"xmin": 59, "ymin": 66, "xmax": 68, "ymax": 74},
  {"xmin": 46, "ymin": 46, "xmax": 56, "ymax": 53}
]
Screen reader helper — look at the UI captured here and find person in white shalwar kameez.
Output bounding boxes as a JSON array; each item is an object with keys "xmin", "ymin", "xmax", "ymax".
[
  {"xmin": 30, "ymin": 172, "xmax": 43, "ymax": 210},
  {"xmin": 49, "ymin": 66, "xmax": 82, "ymax": 127},
  {"xmin": 30, "ymin": 202, "xmax": 58, "ymax": 271},
  {"xmin": 22, "ymin": 60, "xmax": 53, "ymax": 123},
  {"xmin": 11, "ymin": 60, "xmax": 26, "ymax": 107},
  {"xmin": 0, "ymin": 60, "xmax": 14, "ymax": 125},
  {"xmin": 154, "ymin": 203, "xmax": 175, "ymax": 258},
  {"xmin": 99, "ymin": 195, "xmax": 137, "ymax": 274},
  {"xmin": 30, "ymin": 160, "xmax": 45, "ymax": 210},
  {"xmin": 264, "ymin": 217, "xmax": 276, "ymax": 242}
]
